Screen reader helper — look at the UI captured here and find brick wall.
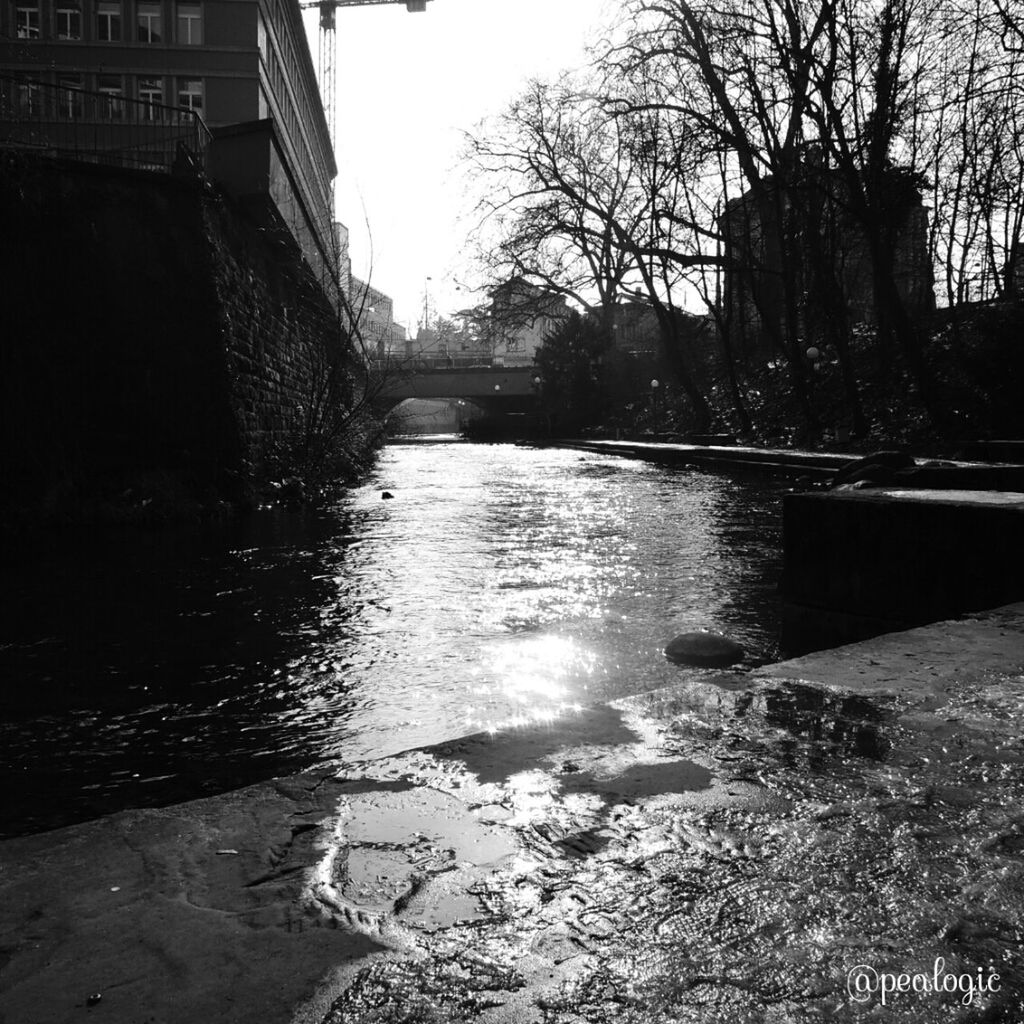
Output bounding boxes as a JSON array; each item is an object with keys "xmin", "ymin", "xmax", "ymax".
[{"xmin": 0, "ymin": 153, "xmax": 367, "ymax": 514}]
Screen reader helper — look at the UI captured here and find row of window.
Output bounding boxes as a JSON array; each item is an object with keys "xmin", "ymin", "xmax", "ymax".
[
  {"xmin": 14, "ymin": 0, "xmax": 201, "ymax": 44},
  {"xmin": 264, "ymin": 34, "xmax": 329, "ymax": 201},
  {"xmin": 12, "ymin": 72, "xmax": 202, "ymax": 117}
]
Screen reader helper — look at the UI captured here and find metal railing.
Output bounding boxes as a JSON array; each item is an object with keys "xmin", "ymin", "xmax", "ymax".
[
  {"xmin": 373, "ymin": 354, "xmax": 541, "ymax": 373},
  {"xmin": 0, "ymin": 75, "xmax": 211, "ymax": 173}
]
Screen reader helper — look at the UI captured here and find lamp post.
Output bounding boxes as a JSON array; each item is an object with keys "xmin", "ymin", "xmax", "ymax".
[
  {"xmin": 421, "ymin": 275, "xmax": 433, "ymax": 333},
  {"xmin": 651, "ymin": 378, "xmax": 660, "ymax": 436}
]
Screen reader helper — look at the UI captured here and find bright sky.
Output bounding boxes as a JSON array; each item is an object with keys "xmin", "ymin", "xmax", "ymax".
[{"xmin": 304, "ymin": 0, "xmax": 614, "ymax": 332}]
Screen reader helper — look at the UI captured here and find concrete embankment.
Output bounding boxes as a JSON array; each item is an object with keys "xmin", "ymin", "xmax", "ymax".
[
  {"xmin": 548, "ymin": 438, "xmax": 851, "ymax": 480},
  {"xmin": 782, "ymin": 487, "xmax": 1024, "ymax": 652},
  {"xmin": 2, "ymin": 603, "xmax": 1023, "ymax": 1022},
  {"xmin": 547, "ymin": 438, "xmax": 1024, "ymax": 490}
]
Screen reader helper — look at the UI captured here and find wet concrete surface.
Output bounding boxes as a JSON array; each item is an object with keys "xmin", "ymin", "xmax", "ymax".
[
  {"xmin": 307, "ymin": 604, "xmax": 1024, "ymax": 1024},
  {"xmin": 2, "ymin": 604, "xmax": 1024, "ymax": 1023}
]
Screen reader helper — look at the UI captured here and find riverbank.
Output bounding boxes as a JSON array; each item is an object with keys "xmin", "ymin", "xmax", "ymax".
[
  {"xmin": 2, "ymin": 601, "xmax": 1022, "ymax": 1022},
  {"xmin": 539, "ymin": 437, "xmax": 1024, "ymax": 489}
]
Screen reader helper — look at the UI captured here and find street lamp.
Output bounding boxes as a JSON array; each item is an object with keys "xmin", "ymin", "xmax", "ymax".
[
  {"xmin": 651, "ymin": 378, "xmax": 660, "ymax": 436},
  {"xmin": 421, "ymin": 275, "xmax": 433, "ymax": 331}
]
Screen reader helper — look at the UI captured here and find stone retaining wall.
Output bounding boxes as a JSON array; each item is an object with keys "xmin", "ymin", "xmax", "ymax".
[
  {"xmin": 780, "ymin": 488, "xmax": 1024, "ymax": 652},
  {"xmin": 0, "ymin": 153, "xmax": 364, "ymax": 516}
]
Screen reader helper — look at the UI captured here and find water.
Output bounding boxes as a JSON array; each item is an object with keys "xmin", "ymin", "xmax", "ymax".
[{"xmin": 0, "ymin": 441, "xmax": 786, "ymax": 837}]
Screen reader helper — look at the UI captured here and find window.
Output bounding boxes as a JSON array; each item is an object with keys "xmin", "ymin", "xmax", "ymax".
[
  {"xmin": 138, "ymin": 76, "xmax": 163, "ymax": 118},
  {"xmin": 56, "ymin": 3, "xmax": 82, "ymax": 38},
  {"xmin": 137, "ymin": 1, "xmax": 161, "ymax": 41},
  {"xmin": 176, "ymin": 2, "xmax": 201, "ymax": 44},
  {"xmin": 96, "ymin": 1, "xmax": 121, "ymax": 40},
  {"xmin": 15, "ymin": 4, "xmax": 40, "ymax": 39},
  {"xmin": 97, "ymin": 74, "xmax": 124, "ymax": 119},
  {"xmin": 176, "ymin": 77, "xmax": 202, "ymax": 114},
  {"xmin": 15, "ymin": 77, "xmax": 40, "ymax": 115},
  {"xmin": 57, "ymin": 75, "xmax": 83, "ymax": 118}
]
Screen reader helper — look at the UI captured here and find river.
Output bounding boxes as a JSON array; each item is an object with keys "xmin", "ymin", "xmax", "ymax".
[{"xmin": 0, "ymin": 440, "xmax": 787, "ymax": 838}]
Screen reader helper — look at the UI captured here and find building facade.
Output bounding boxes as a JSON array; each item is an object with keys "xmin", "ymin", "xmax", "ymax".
[
  {"xmin": 609, "ymin": 299, "xmax": 659, "ymax": 355},
  {"xmin": 348, "ymin": 273, "xmax": 405, "ymax": 359},
  {"xmin": 0, "ymin": 0, "xmax": 337, "ymax": 292},
  {"xmin": 488, "ymin": 278, "xmax": 570, "ymax": 366},
  {"xmin": 720, "ymin": 171, "xmax": 935, "ymax": 357}
]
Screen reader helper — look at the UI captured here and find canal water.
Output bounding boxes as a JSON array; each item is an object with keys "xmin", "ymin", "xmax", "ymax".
[{"xmin": 0, "ymin": 441, "xmax": 787, "ymax": 838}]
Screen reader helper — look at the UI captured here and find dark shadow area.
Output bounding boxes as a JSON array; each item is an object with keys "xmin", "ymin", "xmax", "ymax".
[
  {"xmin": 559, "ymin": 759, "xmax": 714, "ymax": 801},
  {"xmin": 422, "ymin": 703, "xmax": 640, "ymax": 787}
]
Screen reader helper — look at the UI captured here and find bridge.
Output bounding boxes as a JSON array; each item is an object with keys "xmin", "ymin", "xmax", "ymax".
[{"xmin": 371, "ymin": 361, "xmax": 539, "ymax": 413}]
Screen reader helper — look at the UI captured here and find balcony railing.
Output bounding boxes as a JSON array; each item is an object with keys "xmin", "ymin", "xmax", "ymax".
[{"xmin": 0, "ymin": 75, "xmax": 211, "ymax": 173}]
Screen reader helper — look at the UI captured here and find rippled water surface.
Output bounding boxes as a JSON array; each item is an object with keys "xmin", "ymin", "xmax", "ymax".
[{"xmin": 0, "ymin": 441, "xmax": 786, "ymax": 836}]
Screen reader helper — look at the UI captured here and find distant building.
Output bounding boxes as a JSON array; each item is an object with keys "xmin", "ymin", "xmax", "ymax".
[
  {"xmin": 348, "ymin": 274, "xmax": 405, "ymax": 359},
  {"xmin": 410, "ymin": 314, "xmax": 489, "ymax": 364},
  {"xmin": 720, "ymin": 168, "xmax": 935, "ymax": 356},
  {"xmin": 488, "ymin": 278, "xmax": 570, "ymax": 365},
  {"xmin": 335, "ymin": 221, "xmax": 352, "ymax": 295},
  {"xmin": 0, "ymin": 0, "xmax": 337, "ymax": 296},
  {"xmin": 330, "ymin": 223, "xmax": 404, "ymax": 357},
  {"xmin": 609, "ymin": 300, "xmax": 659, "ymax": 355}
]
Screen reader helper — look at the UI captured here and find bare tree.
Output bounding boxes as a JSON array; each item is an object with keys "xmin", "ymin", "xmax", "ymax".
[
  {"xmin": 467, "ymin": 77, "xmax": 640, "ymax": 337},
  {"xmin": 466, "ymin": 74, "xmax": 718, "ymax": 428}
]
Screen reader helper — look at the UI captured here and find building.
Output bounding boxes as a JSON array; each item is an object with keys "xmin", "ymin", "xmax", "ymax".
[
  {"xmin": 609, "ymin": 299, "xmax": 659, "ymax": 355},
  {"xmin": 488, "ymin": 278, "xmax": 570, "ymax": 366},
  {"xmin": 407, "ymin": 314, "xmax": 487, "ymax": 365},
  {"xmin": 332, "ymin": 219, "xmax": 404, "ymax": 358},
  {"xmin": 348, "ymin": 275, "xmax": 405, "ymax": 359},
  {"xmin": 0, "ymin": 0, "xmax": 337, "ymax": 295},
  {"xmin": 720, "ymin": 167, "xmax": 935, "ymax": 356}
]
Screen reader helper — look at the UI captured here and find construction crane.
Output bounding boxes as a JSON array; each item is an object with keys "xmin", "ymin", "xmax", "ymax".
[{"xmin": 299, "ymin": 0, "xmax": 431, "ymax": 150}]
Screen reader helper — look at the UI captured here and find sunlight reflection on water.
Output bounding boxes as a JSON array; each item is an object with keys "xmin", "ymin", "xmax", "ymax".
[{"xmin": 306, "ymin": 441, "xmax": 786, "ymax": 764}]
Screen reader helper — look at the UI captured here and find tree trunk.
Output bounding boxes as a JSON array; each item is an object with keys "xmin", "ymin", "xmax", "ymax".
[{"xmin": 650, "ymin": 301, "xmax": 713, "ymax": 432}]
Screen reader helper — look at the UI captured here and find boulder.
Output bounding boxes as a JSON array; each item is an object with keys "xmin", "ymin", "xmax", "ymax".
[{"xmin": 664, "ymin": 632, "xmax": 745, "ymax": 668}]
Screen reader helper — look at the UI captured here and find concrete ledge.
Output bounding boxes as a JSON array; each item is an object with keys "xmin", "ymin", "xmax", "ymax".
[
  {"xmin": 543, "ymin": 439, "xmax": 1024, "ymax": 489},
  {"xmin": 550, "ymin": 439, "xmax": 848, "ymax": 479}
]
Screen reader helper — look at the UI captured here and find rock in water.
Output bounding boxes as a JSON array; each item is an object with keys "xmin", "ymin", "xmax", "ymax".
[
  {"xmin": 381, "ymin": 491, "xmax": 394, "ymax": 500},
  {"xmin": 665, "ymin": 632, "xmax": 745, "ymax": 667}
]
